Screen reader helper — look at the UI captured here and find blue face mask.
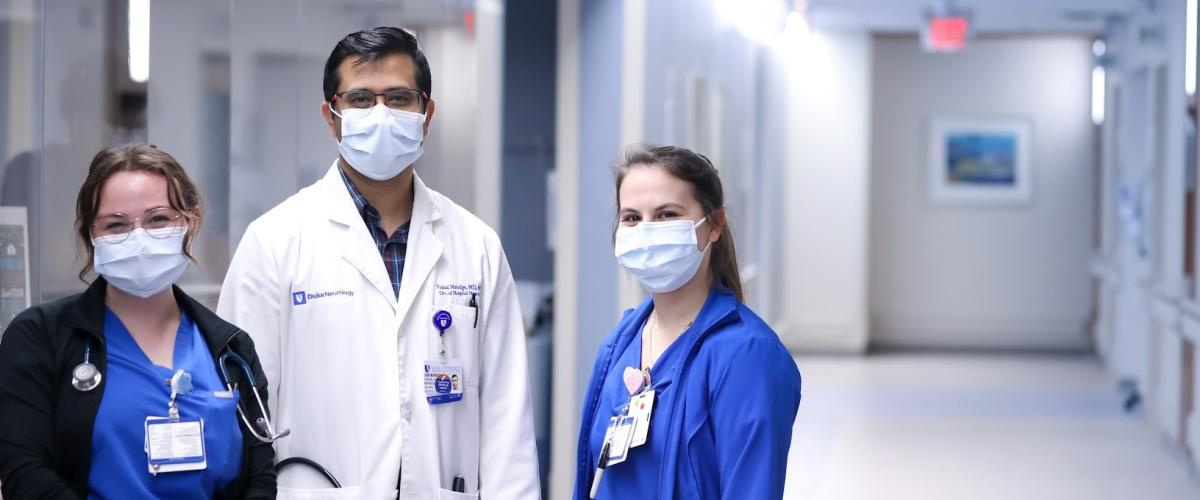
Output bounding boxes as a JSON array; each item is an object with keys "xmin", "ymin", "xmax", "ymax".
[{"xmin": 614, "ymin": 217, "xmax": 711, "ymax": 294}]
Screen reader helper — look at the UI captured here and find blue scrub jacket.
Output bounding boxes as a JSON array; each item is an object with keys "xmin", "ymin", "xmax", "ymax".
[{"xmin": 574, "ymin": 287, "xmax": 802, "ymax": 499}]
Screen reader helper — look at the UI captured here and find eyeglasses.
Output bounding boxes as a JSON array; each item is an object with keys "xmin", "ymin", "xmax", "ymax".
[
  {"xmin": 332, "ymin": 88, "xmax": 428, "ymax": 113},
  {"xmin": 91, "ymin": 207, "xmax": 186, "ymax": 243}
]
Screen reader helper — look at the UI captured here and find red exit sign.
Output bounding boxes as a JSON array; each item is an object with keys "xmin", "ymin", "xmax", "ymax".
[{"xmin": 924, "ymin": 16, "xmax": 969, "ymax": 52}]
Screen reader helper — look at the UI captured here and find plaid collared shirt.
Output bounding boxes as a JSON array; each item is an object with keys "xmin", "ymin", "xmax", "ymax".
[{"xmin": 340, "ymin": 168, "xmax": 410, "ymax": 299}]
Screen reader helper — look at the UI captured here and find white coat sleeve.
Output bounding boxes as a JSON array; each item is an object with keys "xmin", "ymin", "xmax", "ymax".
[
  {"xmin": 216, "ymin": 225, "xmax": 284, "ymax": 419},
  {"xmin": 478, "ymin": 244, "xmax": 541, "ymax": 499}
]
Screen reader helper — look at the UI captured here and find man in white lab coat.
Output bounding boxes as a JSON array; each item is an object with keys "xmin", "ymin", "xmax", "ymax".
[{"xmin": 217, "ymin": 27, "xmax": 540, "ymax": 499}]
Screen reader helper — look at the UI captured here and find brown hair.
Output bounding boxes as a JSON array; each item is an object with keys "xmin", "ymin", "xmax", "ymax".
[
  {"xmin": 614, "ymin": 144, "xmax": 745, "ymax": 302},
  {"xmin": 75, "ymin": 144, "xmax": 203, "ymax": 281}
]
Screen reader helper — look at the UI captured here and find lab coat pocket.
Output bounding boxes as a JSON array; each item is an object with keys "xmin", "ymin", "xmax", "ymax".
[
  {"xmin": 277, "ymin": 485, "xmax": 362, "ymax": 500},
  {"xmin": 438, "ymin": 488, "xmax": 479, "ymax": 500},
  {"xmin": 437, "ymin": 303, "xmax": 481, "ymax": 386},
  {"xmin": 434, "ymin": 386, "xmax": 482, "ymax": 499}
]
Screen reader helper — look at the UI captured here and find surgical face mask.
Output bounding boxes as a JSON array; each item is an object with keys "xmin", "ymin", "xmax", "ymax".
[
  {"xmin": 93, "ymin": 227, "xmax": 190, "ymax": 298},
  {"xmin": 614, "ymin": 217, "xmax": 711, "ymax": 294},
  {"xmin": 333, "ymin": 104, "xmax": 425, "ymax": 181}
]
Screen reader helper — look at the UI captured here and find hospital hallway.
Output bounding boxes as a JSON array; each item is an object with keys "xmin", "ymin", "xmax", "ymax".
[
  {"xmin": 12, "ymin": 0, "xmax": 1200, "ymax": 498},
  {"xmin": 784, "ymin": 353, "xmax": 1200, "ymax": 500}
]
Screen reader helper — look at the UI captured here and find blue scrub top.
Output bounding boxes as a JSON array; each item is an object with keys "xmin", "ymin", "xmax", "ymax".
[
  {"xmin": 576, "ymin": 287, "xmax": 802, "ymax": 500},
  {"xmin": 587, "ymin": 320, "xmax": 680, "ymax": 500},
  {"xmin": 88, "ymin": 309, "xmax": 243, "ymax": 500}
]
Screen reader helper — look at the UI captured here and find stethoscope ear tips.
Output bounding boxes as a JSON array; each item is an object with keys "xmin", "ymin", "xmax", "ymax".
[{"xmin": 72, "ymin": 362, "xmax": 102, "ymax": 392}]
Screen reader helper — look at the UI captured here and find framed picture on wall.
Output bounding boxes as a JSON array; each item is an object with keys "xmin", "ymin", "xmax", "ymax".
[{"xmin": 927, "ymin": 116, "xmax": 1033, "ymax": 204}]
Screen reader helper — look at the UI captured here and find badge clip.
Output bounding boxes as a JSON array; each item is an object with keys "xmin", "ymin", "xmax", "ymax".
[{"xmin": 433, "ymin": 310, "xmax": 453, "ymax": 359}]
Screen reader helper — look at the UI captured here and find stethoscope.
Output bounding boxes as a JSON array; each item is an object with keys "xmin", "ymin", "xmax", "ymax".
[
  {"xmin": 222, "ymin": 349, "xmax": 341, "ymax": 486},
  {"xmin": 71, "ymin": 337, "xmax": 290, "ymax": 444},
  {"xmin": 72, "ymin": 336, "xmax": 342, "ymax": 487},
  {"xmin": 71, "ymin": 338, "xmax": 102, "ymax": 392},
  {"xmin": 218, "ymin": 353, "xmax": 340, "ymax": 487},
  {"xmin": 218, "ymin": 350, "xmax": 291, "ymax": 443}
]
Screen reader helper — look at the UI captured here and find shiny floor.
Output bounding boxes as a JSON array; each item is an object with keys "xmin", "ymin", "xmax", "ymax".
[{"xmin": 783, "ymin": 353, "xmax": 1200, "ymax": 500}]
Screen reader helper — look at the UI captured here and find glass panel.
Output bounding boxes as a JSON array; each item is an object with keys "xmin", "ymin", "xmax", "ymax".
[
  {"xmin": 0, "ymin": 0, "xmax": 487, "ymax": 315},
  {"xmin": 37, "ymin": 0, "xmax": 113, "ymax": 302},
  {"xmin": 0, "ymin": 0, "xmax": 39, "ymax": 334},
  {"xmin": 0, "ymin": 0, "xmax": 493, "ymax": 325},
  {"xmin": 146, "ymin": 0, "xmax": 232, "ymax": 308}
]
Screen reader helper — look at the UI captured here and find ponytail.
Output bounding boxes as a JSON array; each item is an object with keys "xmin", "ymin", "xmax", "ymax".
[{"xmin": 709, "ymin": 210, "xmax": 744, "ymax": 302}]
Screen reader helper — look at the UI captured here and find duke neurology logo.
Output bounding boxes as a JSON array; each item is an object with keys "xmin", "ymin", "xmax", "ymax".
[{"xmin": 292, "ymin": 289, "xmax": 354, "ymax": 306}]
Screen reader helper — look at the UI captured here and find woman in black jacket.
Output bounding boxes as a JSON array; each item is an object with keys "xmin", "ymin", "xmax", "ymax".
[{"xmin": 0, "ymin": 144, "xmax": 276, "ymax": 499}]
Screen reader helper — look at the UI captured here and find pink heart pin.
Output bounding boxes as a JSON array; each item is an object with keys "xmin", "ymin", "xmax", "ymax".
[{"xmin": 623, "ymin": 367, "xmax": 646, "ymax": 395}]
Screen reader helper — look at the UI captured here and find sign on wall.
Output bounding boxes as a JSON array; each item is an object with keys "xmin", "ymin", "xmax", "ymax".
[{"xmin": 0, "ymin": 207, "xmax": 30, "ymax": 337}]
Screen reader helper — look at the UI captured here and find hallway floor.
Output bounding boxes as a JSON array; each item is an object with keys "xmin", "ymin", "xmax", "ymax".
[{"xmin": 783, "ymin": 353, "xmax": 1200, "ymax": 500}]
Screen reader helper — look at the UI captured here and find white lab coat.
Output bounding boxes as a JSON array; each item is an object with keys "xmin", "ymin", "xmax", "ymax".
[{"xmin": 217, "ymin": 162, "xmax": 540, "ymax": 500}]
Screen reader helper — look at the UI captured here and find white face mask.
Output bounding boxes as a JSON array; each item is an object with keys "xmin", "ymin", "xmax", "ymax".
[
  {"xmin": 93, "ymin": 227, "xmax": 190, "ymax": 298},
  {"xmin": 614, "ymin": 217, "xmax": 711, "ymax": 294},
  {"xmin": 333, "ymin": 104, "xmax": 425, "ymax": 181}
]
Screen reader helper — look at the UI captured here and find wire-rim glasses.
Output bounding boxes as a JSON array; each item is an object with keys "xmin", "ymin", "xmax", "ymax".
[
  {"xmin": 332, "ymin": 88, "xmax": 428, "ymax": 113},
  {"xmin": 91, "ymin": 207, "xmax": 187, "ymax": 243}
]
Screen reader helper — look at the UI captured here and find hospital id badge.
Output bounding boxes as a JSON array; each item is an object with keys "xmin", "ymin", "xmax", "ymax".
[
  {"xmin": 144, "ymin": 417, "xmax": 207, "ymax": 474},
  {"xmin": 603, "ymin": 415, "xmax": 636, "ymax": 466},
  {"xmin": 628, "ymin": 390, "xmax": 655, "ymax": 448},
  {"xmin": 424, "ymin": 360, "xmax": 465, "ymax": 405}
]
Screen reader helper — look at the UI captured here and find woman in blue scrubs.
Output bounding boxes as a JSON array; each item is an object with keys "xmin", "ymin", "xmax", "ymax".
[
  {"xmin": 0, "ymin": 145, "xmax": 275, "ymax": 499},
  {"xmin": 575, "ymin": 145, "xmax": 802, "ymax": 499}
]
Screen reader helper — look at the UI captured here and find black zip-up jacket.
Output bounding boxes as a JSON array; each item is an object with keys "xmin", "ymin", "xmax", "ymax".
[{"xmin": 0, "ymin": 277, "xmax": 276, "ymax": 499}]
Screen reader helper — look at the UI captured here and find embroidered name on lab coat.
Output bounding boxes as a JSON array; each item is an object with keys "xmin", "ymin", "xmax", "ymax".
[{"xmin": 435, "ymin": 283, "xmax": 480, "ymax": 297}]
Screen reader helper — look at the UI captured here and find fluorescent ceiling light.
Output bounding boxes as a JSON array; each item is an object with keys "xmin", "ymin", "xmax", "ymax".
[
  {"xmin": 1188, "ymin": 0, "xmax": 1196, "ymax": 95},
  {"xmin": 129, "ymin": 0, "xmax": 149, "ymax": 83},
  {"xmin": 714, "ymin": 0, "xmax": 788, "ymax": 46}
]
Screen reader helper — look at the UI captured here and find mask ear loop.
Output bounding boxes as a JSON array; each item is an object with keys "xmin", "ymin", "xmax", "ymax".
[
  {"xmin": 329, "ymin": 102, "xmax": 345, "ymax": 147},
  {"xmin": 328, "ymin": 96, "xmax": 344, "ymax": 119},
  {"xmin": 696, "ymin": 216, "xmax": 715, "ymax": 253}
]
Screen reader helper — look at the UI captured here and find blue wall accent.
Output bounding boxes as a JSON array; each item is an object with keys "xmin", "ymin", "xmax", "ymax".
[
  {"xmin": 501, "ymin": 0, "xmax": 557, "ymax": 282},
  {"xmin": 573, "ymin": 0, "xmax": 624, "ymax": 405}
]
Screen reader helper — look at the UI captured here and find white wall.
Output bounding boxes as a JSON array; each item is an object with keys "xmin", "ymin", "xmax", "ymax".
[
  {"xmin": 779, "ymin": 29, "xmax": 874, "ymax": 352},
  {"xmin": 869, "ymin": 35, "xmax": 1096, "ymax": 350},
  {"xmin": 420, "ymin": 26, "xmax": 482, "ymax": 213}
]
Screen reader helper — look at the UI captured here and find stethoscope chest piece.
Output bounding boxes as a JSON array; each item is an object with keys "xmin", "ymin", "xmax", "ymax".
[{"xmin": 72, "ymin": 362, "xmax": 102, "ymax": 392}]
